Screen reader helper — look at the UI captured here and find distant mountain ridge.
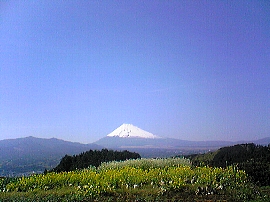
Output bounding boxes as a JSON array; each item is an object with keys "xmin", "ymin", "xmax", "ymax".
[
  {"xmin": 95, "ymin": 136, "xmax": 233, "ymax": 150},
  {"xmin": 0, "ymin": 136, "xmax": 101, "ymax": 160},
  {"xmin": 0, "ymin": 136, "xmax": 102, "ymax": 176}
]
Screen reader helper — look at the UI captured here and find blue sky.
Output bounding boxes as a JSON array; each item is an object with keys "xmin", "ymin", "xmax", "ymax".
[{"xmin": 1, "ymin": 1, "xmax": 269, "ymax": 143}]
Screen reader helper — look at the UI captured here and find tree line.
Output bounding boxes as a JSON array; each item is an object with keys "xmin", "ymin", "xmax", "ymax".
[{"xmin": 52, "ymin": 149, "xmax": 141, "ymax": 172}]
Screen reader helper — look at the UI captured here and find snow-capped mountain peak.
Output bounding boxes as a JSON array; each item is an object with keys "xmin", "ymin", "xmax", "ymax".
[{"xmin": 107, "ymin": 124, "xmax": 160, "ymax": 139}]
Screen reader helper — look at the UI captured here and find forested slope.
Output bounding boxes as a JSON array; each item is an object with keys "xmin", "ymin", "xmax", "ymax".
[
  {"xmin": 52, "ymin": 149, "xmax": 141, "ymax": 172},
  {"xmin": 187, "ymin": 143, "xmax": 270, "ymax": 186}
]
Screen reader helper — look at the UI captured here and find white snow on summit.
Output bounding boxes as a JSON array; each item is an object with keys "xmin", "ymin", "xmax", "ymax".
[{"xmin": 107, "ymin": 124, "xmax": 160, "ymax": 139}]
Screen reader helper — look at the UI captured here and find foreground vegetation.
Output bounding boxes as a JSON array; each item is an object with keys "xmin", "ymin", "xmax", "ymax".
[{"xmin": 0, "ymin": 158, "xmax": 268, "ymax": 201}]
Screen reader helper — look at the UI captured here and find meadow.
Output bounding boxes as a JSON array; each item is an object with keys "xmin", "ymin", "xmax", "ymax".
[{"xmin": 0, "ymin": 158, "xmax": 267, "ymax": 201}]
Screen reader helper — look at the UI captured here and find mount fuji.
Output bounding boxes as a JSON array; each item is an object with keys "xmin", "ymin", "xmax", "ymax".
[
  {"xmin": 107, "ymin": 124, "xmax": 161, "ymax": 139},
  {"xmin": 94, "ymin": 124, "xmax": 270, "ymax": 157},
  {"xmin": 95, "ymin": 124, "xmax": 168, "ymax": 152},
  {"xmin": 95, "ymin": 124, "xmax": 231, "ymax": 154}
]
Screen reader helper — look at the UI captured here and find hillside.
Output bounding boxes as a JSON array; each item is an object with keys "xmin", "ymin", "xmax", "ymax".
[{"xmin": 0, "ymin": 136, "xmax": 102, "ymax": 176}]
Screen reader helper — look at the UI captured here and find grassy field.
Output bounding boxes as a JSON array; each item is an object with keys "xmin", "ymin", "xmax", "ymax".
[{"xmin": 0, "ymin": 158, "xmax": 269, "ymax": 201}]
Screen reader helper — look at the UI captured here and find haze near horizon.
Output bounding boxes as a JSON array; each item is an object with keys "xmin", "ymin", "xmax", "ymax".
[{"xmin": 1, "ymin": 1, "xmax": 269, "ymax": 143}]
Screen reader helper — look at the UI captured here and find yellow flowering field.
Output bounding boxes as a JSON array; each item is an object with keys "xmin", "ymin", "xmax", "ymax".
[{"xmin": 0, "ymin": 158, "xmax": 263, "ymax": 201}]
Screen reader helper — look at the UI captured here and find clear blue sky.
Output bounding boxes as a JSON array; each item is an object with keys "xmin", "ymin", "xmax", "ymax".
[{"xmin": 1, "ymin": 1, "xmax": 269, "ymax": 143}]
